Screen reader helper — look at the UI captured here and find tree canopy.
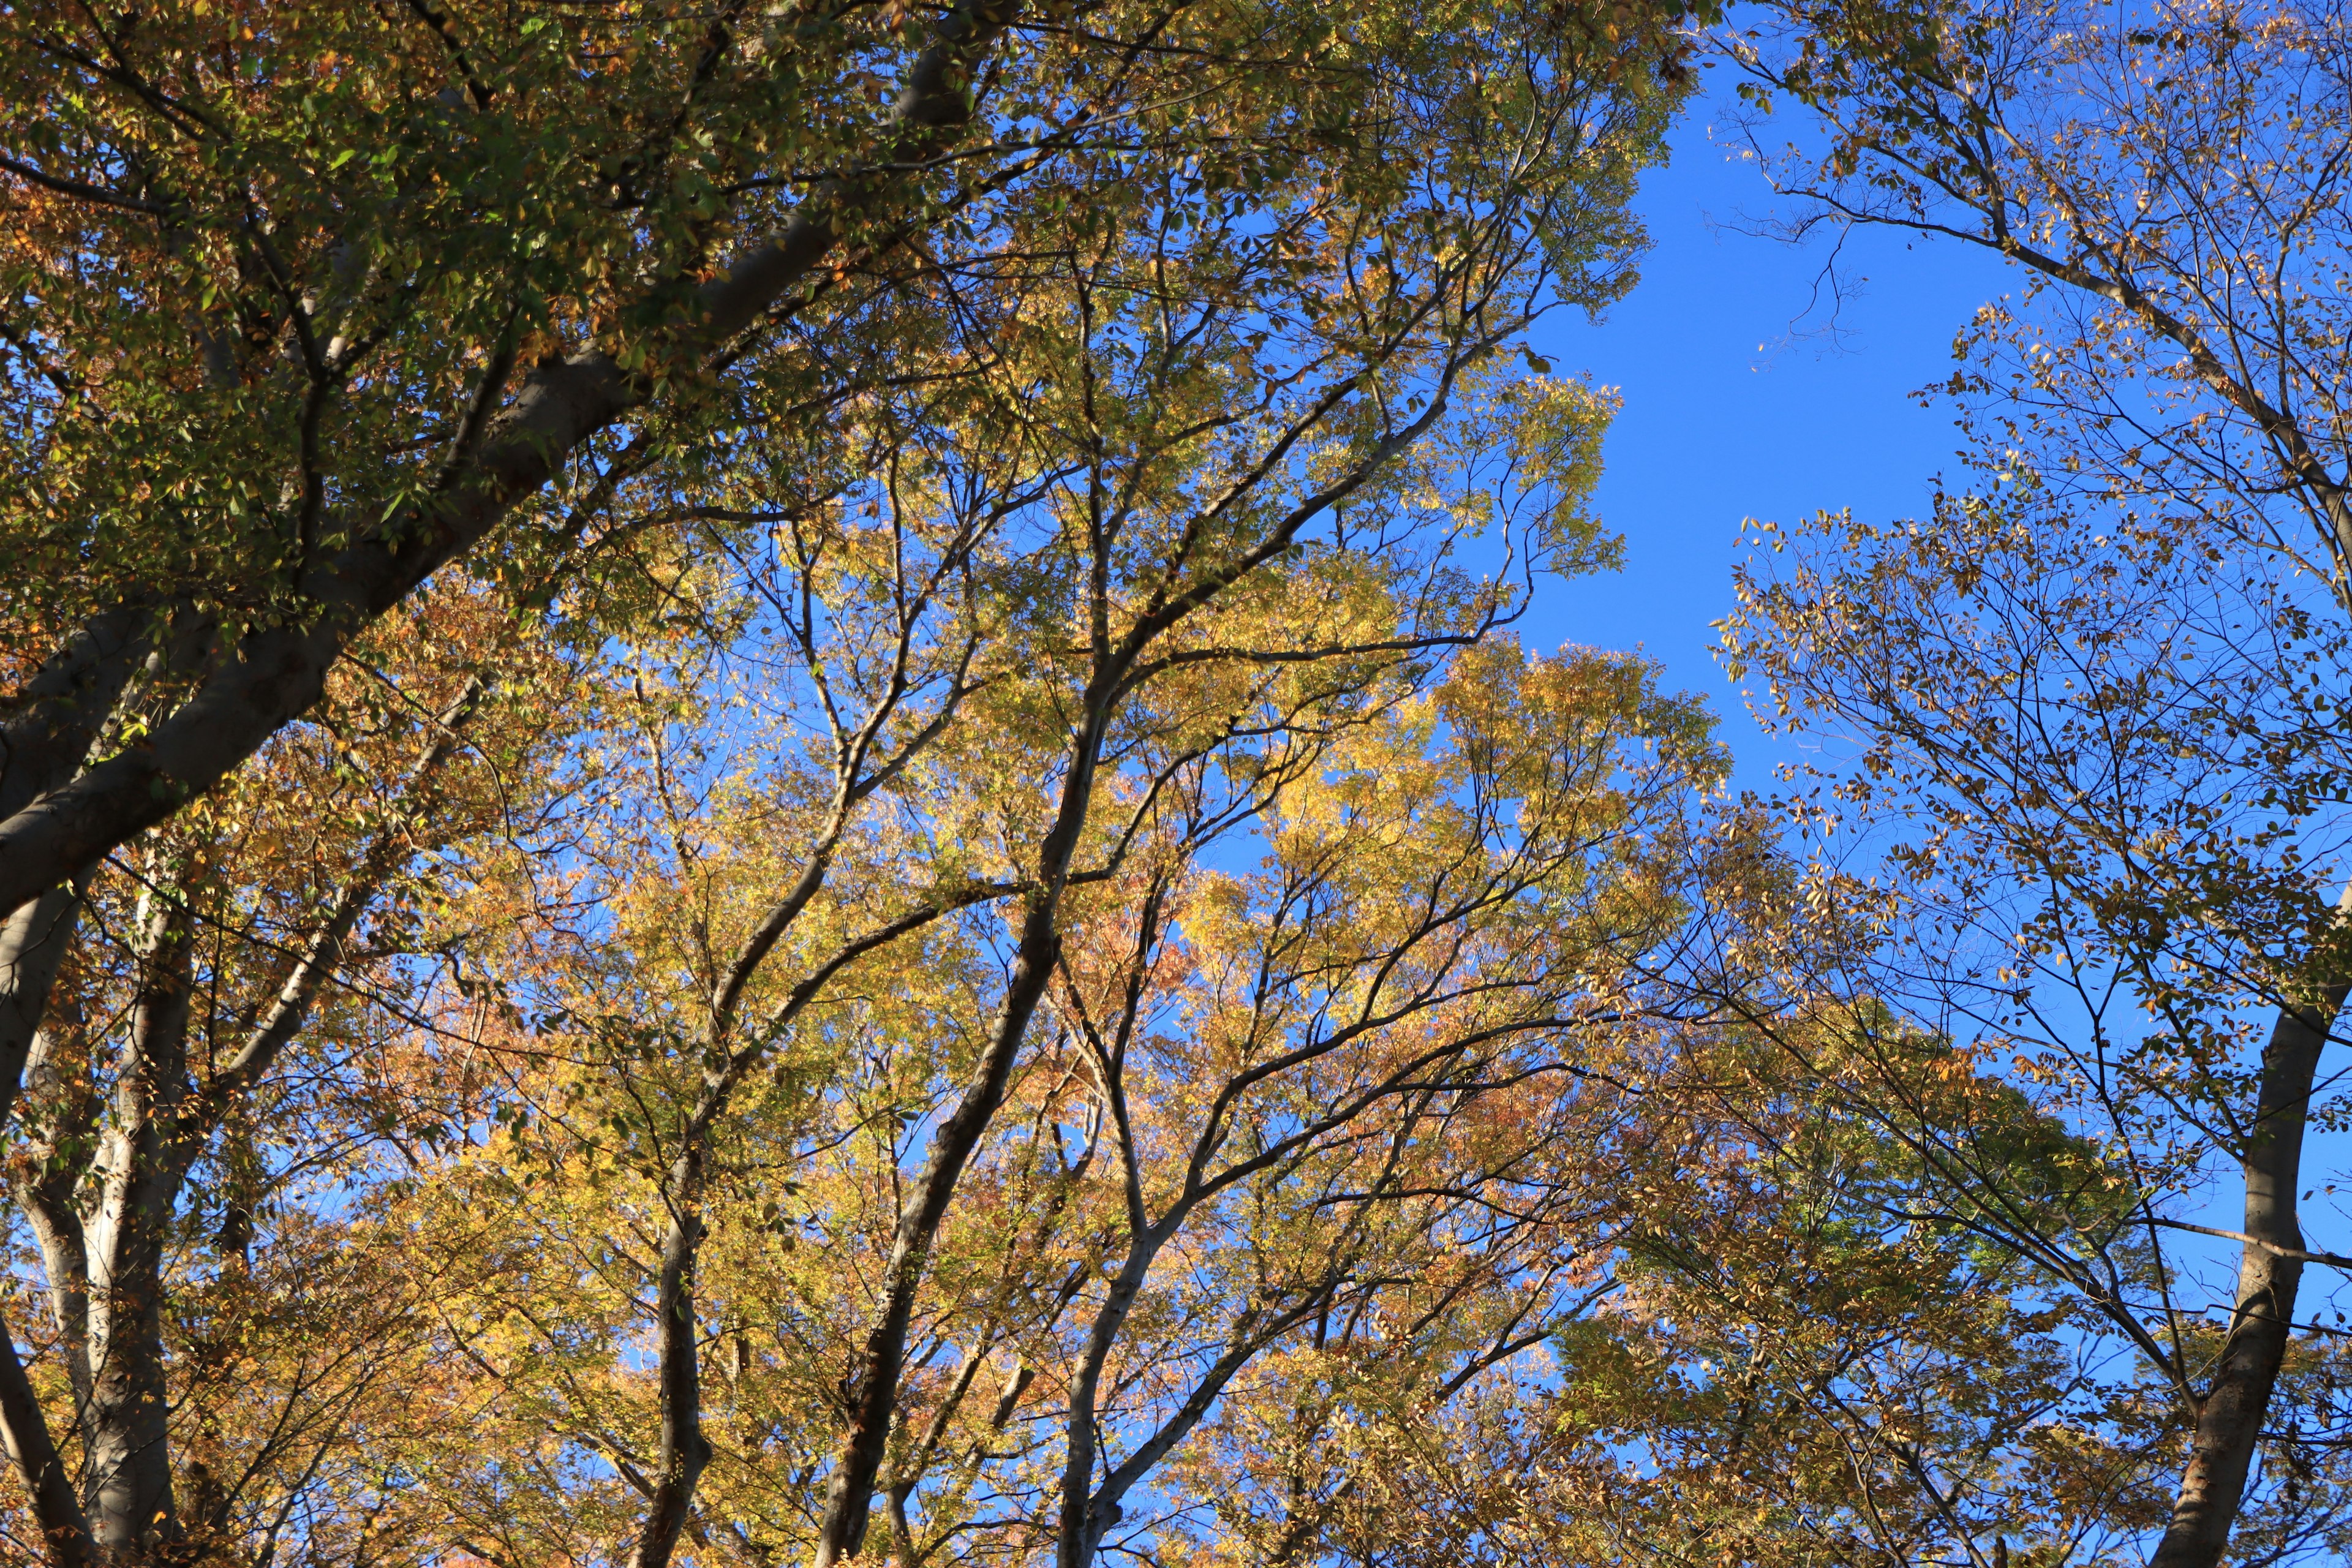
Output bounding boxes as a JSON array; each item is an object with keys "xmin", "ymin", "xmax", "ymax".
[{"xmin": 12, "ymin": 1, "xmax": 2352, "ymax": 1567}]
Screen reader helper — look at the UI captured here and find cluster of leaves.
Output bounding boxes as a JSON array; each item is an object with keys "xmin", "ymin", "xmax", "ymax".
[
  {"xmin": 13, "ymin": 0, "xmax": 2331, "ymax": 1566},
  {"xmin": 1711, "ymin": 0, "xmax": 2352, "ymax": 1562}
]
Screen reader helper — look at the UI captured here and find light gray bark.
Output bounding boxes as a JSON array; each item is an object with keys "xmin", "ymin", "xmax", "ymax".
[
  {"xmin": 0, "ymin": 880, "xmax": 86, "ymax": 1130},
  {"xmin": 0, "ymin": 681, "xmax": 486, "ymax": 1566},
  {"xmin": 0, "ymin": 1310, "xmax": 92, "ymax": 1568},
  {"xmin": 82, "ymin": 882, "xmax": 197, "ymax": 1562},
  {"xmin": 0, "ymin": 881, "xmax": 99, "ymax": 1565},
  {"xmin": 15, "ymin": 1011, "xmax": 99, "ymax": 1450}
]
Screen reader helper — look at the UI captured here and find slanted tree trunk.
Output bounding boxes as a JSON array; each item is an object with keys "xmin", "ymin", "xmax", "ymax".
[
  {"xmin": 0, "ymin": 0, "xmax": 1028, "ymax": 928},
  {"xmin": 2150, "ymin": 976, "xmax": 2348, "ymax": 1568},
  {"xmin": 1727, "ymin": 15, "xmax": 2352, "ymax": 1556},
  {"xmin": 1, "ymin": 881, "xmax": 86, "ymax": 1125}
]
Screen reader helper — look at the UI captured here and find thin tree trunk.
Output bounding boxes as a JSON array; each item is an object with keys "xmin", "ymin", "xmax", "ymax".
[
  {"xmin": 0, "ymin": 673, "xmax": 491, "ymax": 1565},
  {"xmin": 15, "ymin": 1010, "xmax": 99, "ymax": 1449},
  {"xmin": 1054, "ymin": 1241, "xmax": 1156, "ymax": 1568},
  {"xmin": 0, "ymin": 1308, "xmax": 92, "ymax": 1568},
  {"xmin": 810, "ymin": 682, "xmax": 1113, "ymax": 1567},
  {"xmin": 627, "ymin": 1181, "xmax": 714, "ymax": 1568},
  {"xmin": 2150, "ymin": 972, "xmax": 2350, "ymax": 1568},
  {"xmin": 1059, "ymin": 1295, "xmax": 1339, "ymax": 1568},
  {"xmin": 808, "ymin": 901, "xmax": 1068, "ymax": 1567},
  {"xmin": 0, "ymin": 884, "xmax": 99, "ymax": 1568},
  {"xmin": 621, "ymin": 742, "xmax": 999, "ymax": 1567},
  {"xmin": 798, "ymin": 301, "xmax": 1484, "ymax": 1561}
]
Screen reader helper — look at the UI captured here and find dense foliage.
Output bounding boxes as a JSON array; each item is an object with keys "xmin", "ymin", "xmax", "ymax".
[{"xmin": 12, "ymin": 0, "xmax": 2352, "ymax": 1566}]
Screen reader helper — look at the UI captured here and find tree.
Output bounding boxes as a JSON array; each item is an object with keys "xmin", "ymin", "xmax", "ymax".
[
  {"xmin": 1721, "ymin": 2, "xmax": 2352, "ymax": 1559},
  {"xmin": 0, "ymin": 0, "xmax": 1709, "ymax": 1558},
  {"xmin": 0, "ymin": 576, "xmax": 595, "ymax": 1567},
  {"xmin": 0, "ymin": 0, "xmax": 1689, "ymax": 911},
  {"xmin": 383, "ymin": 287, "xmax": 1697, "ymax": 1564},
  {"xmin": 394, "ymin": 625, "xmax": 1724, "ymax": 1568},
  {"xmin": 0, "ymin": 0, "xmax": 1705, "ymax": 1559}
]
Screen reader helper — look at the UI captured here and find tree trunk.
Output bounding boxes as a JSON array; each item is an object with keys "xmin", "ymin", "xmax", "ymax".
[
  {"xmin": 81, "ymin": 885, "xmax": 197, "ymax": 1564},
  {"xmin": 0, "ymin": 880, "xmax": 85, "ymax": 1129},
  {"xmin": 810, "ymin": 676, "xmax": 1113, "ymax": 1566},
  {"xmin": 0, "ymin": 0, "xmax": 1028, "ymax": 929},
  {"xmin": 625, "ymin": 1187, "xmax": 712, "ymax": 1568},
  {"xmin": 0, "ymin": 879, "xmax": 97, "ymax": 1566},
  {"xmin": 2150, "ymin": 976, "xmax": 2349, "ymax": 1568}
]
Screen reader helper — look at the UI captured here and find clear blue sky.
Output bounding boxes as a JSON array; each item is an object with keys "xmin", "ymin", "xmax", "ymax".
[
  {"xmin": 1551, "ymin": 129, "xmax": 2352, "ymax": 1283},
  {"xmin": 1525, "ymin": 93, "xmax": 2013, "ymax": 789}
]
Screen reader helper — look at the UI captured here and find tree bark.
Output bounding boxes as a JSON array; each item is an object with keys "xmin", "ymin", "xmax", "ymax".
[
  {"xmin": 0, "ymin": 883, "xmax": 96, "ymax": 1565},
  {"xmin": 809, "ymin": 688, "xmax": 1110, "ymax": 1567},
  {"xmin": 0, "ymin": 1308, "xmax": 92, "ymax": 1568},
  {"xmin": 0, "ymin": 606, "xmax": 153, "ymax": 826},
  {"xmin": 15, "ymin": 1013, "xmax": 99, "ymax": 1452},
  {"xmin": 81, "ymin": 883, "xmax": 197, "ymax": 1564},
  {"xmin": 0, "ymin": 880, "xmax": 86, "ymax": 1131},
  {"xmin": 0, "ymin": 0, "xmax": 1026, "ymax": 925},
  {"xmin": 2149, "ymin": 974, "xmax": 2349, "ymax": 1568},
  {"xmin": 627, "ymin": 1188, "xmax": 714, "ymax": 1568}
]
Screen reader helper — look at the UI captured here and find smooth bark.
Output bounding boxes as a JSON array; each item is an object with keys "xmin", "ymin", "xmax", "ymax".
[
  {"xmin": 0, "ymin": 880, "xmax": 86, "ymax": 1131},
  {"xmin": 2149, "ymin": 977, "xmax": 2349, "ymax": 1568},
  {"xmin": 82, "ymin": 883, "xmax": 196, "ymax": 1562},
  {"xmin": 0, "ymin": 881, "xmax": 99, "ymax": 1565},
  {"xmin": 0, "ymin": 682, "xmax": 485, "ymax": 1566},
  {"xmin": 0, "ymin": 1310, "xmax": 91, "ymax": 1568}
]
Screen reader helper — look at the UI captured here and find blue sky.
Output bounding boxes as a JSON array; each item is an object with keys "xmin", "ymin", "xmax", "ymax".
[
  {"xmin": 1525, "ymin": 92, "xmax": 2013, "ymax": 788},
  {"xmin": 1544, "ymin": 123, "xmax": 2352, "ymax": 1297}
]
